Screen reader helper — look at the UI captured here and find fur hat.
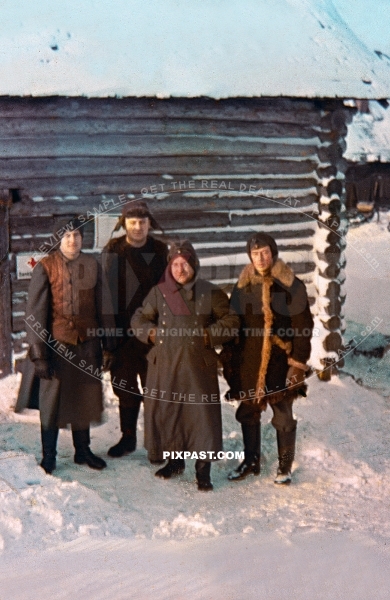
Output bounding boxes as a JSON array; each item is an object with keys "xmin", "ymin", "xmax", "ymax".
[
  {"xmin": 168, "ymin": 240, "xmax": 200, "ymax": 274},
  {"xmin": 246, "ymin": 232, "xmax": 278, "ymax": 259},
  {"xmin": 114, "ymin": 201, "xmax": 161, "ymax": 232}
]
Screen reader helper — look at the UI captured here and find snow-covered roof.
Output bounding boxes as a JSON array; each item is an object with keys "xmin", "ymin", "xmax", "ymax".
[
  {"xmin": 345, "ymin": 101, "xmax": 390, "ymax": 162},
  {"xmin": 2, "ymin": 0, "xmax": 390, "ymax": 99}
]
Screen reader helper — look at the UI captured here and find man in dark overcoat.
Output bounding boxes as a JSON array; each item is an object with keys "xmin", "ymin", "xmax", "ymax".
[
  {"xmin": 25, "ymin": 217, "xmax": 116, "ymax": 473},
  {"xmin": 224, "ymin": 232, "xmax": 313, "ymax": 484},
  {"xmin": 131, "ymin": 241, "xmax": 240, "ymax": 491},
  {"xmin": 102, "ymin": 202, "xmax": 168, "ymax": 459}
]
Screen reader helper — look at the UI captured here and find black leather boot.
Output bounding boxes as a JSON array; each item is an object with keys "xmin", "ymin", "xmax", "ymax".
[
  {"xmin": 155, "ymin": 458, "xmax": 185, "ymax": 479},
  {"xmin": 195, "ymin": 460, "xmax": 213, "ymax": 491},
  {"xmin": 274, "ymin": 428, "xmax": 296, "ymax": 485},
  {"xmin": 73, "ymin": 429, "xmax": 107, "ymax": 470},
  {"xmin": 40, "ymin": 426, "xmax": 59, "ymax": 474},
  {"xmin": 108, "ymin": 406, "xmax": 139, "ymax": 457},
  {"xmin": 228, "ymin": 424, "xmax": 260, "ymax": 481}
]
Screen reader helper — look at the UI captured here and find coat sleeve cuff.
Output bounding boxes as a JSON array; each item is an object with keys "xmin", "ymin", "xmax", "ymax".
[{"xmin": 288, "ymin": 357, "xmax": 309, "ymax": 371}]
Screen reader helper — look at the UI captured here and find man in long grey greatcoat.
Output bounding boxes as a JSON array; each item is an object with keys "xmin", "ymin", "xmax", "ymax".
[
  {"xmin": 25, "ymin": 217, "xmax": 115, "ymax": 474},
  {"xmin": 131, "ymin": 241, "xmax": 239, "ymax": 491}
]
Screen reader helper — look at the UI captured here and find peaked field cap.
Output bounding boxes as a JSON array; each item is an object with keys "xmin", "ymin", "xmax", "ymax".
[
  {"xmin": 168, "ymin": 240, "xmax": 200, "ymax": 273},
  {"xmin": 53, "ymin": 216, "xmax": 85, "ymax": 238},
  {"xmin": 121, "ymin": 200, "xmax": 160, "ymax": 229},
  {"xmin": 246, "ymin": 232, "xmax": 278, "ymax": 257}
]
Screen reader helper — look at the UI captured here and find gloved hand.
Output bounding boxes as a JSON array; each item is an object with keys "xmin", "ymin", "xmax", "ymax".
[
  {"xmin": 286, "ymin": 366, "xmax": 306, "ymax": 389},
  {"xmin": 34, "ymin": 359, "xmax": 52, "ymax": 380},
  {"xmin": 102, "ymin": 351, "xmax": 115, "ymax": 372},
  {"xmin": 148, "ymin": 328, "xmax": 157, "ymax": 345}
]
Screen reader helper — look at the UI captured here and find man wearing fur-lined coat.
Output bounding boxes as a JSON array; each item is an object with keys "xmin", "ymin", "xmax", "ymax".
[{"xmin": 223, "ymin": 233, "xmax": 313, "ymax": 485}]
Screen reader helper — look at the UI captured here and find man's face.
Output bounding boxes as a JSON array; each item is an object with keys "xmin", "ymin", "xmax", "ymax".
[
  {"xmin": 125, "ymin": 217, "xmax": 150, "ymax": 247},
  {"xmin": 60, "ymin": 230, "xmax": 83, "ymax": 260},
  {"xmin": 171, "ymin": 255, "xmax": 195, "ymax": 285},
  {"xmin": 250, "ymin": 245, "xmax": 274, "ymax": 273}
]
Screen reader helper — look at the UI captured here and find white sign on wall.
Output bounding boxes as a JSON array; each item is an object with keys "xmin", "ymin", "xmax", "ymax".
[
  {"xmin": 16, "ymin": 254, "xmax": 46, "ymax": 280},
  {"xmin": 94, "ymin": 215, "xmax": 123, "ymax": 249}
]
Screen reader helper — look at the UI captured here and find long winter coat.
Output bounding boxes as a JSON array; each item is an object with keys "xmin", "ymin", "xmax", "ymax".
[
  {"xmin": 131, "ymin": 275, "xmax": 240, "ymax": 457},
  {"xmin": 22, "ymin": 250, "xmax": 115, "ymax": 429},
  {"xmin": 224, "ymin": 259, "xmax": 313, "ymax": 410}
]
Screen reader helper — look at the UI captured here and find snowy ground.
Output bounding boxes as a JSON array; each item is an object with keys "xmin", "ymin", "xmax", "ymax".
[
  {"xmin": 1, "ymin": 372, "xmax": 390, "ymax": 598},
  {"xmin": 1, "ymin": 220, "xmax": 390, "ymax": 598}
]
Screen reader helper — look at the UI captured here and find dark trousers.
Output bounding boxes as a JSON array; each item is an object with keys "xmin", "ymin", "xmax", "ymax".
[
  {"xmin": 110, "ymin": 338, "xmax": 148, "ymax": 410},
  {"xmin": 236, "ymin": 398, "xmax": 297, "ymax": 433}
]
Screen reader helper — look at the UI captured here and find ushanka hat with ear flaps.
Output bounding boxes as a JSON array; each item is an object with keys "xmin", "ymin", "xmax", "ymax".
[
  {"xmin": 113, "ymin": 200, "xmax": 161, "ymax": 232},
  {"xmin": 246, "ymin": 232, "xmax": 278, "ymax": 260},
  {"xmin": 168, "ymin": 240, "xmax": 200, "ymax": 274}
]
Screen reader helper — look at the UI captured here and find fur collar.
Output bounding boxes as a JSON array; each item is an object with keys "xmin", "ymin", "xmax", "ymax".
[{"xmin": 237, "ymin": 258, "xmax": 295, "ymax": 289}]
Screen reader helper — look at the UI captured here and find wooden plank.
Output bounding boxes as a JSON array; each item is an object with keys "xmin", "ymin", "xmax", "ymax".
[
  {"xmin": 0, "ymin": 134, "xmax": 319, "ymax": 159},
  {"xmin": 10, "ymin": 191, "xmax": 319, "ymax": 218},
  {"xmin": 9, "ymin": 212, "xmax": 228, "ymax": 238},
  {"xmin": 10, "ymin": 234, "xmax": 94, "ymax": 255},
  {"xmin": 3, "ymin": 175, "xmax": 320, "ymax": 198},
  {"xmin": 0, "ymin": 97, "xmax": 324, "ymax": 125},
  {"xmin": 194, "ymin": 242, "xmax": 313, "ymax": 257},
  {"xmin": 9, "ymin": 216, "xmax": 56, "ymax": 236},
  {"xmin": 230, "ymin": 210, "xmax": 316, "ymax": 227},
  {"xmin": 0, "ymin": 117, "xmax": 319, "ymax": 139},
  {"xmin": 11, "ymin": 279, "xmax": 30, "ymax": 294},
  {"xmin": 0, "ymin": 190, "xmax": 12, "ymax": 377},
  {"xmin": 1, "ymin": 156, "xmax": 319, "ymax": 181},
  {"xmin": 156, "ymin": 228, "xmax": 317, "ymax": 243},
  {"xmin": 11, "ymin": 314, "xmax": 28, "ymax": 334},
  {"xmin": 9, "ymin": 215, "xmax": 95, "ymax": 237}
]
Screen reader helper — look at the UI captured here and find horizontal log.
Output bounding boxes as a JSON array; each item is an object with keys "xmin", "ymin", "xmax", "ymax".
[
  {"xmin": 11, "ymin": 339, "xmax": 28, "ymax": 356},
  {"xmin": 323, "ymin": 331, "xmax": 343, "ymax": 352},
  {"xmin": 0, "ymin": 97, "xmax": 325, "ymax": 125},
  {"xmin": 158, "ymin": 228, "xmax": 317, "ymax": 244},
  {"xmin": 317, "ymin": 165, "xmax": 337, "ymax": 179},
  {"xmin": 10, "ymin": 225, "xmax": 316, "ymax": 254},
  {"xmin": 320, "ymin": 108, "xmax": 353, "ymax": 131},
  {"xmin": 11, "ymin": 279, "xmax": 30, "ymax": 293},
  {"xmin": 0, "ymin": 154, "xmax": 319, "ymax": 184},
  {"xmin": 11, "ymin": 314, "xmax": 28, "ymax": 333},
  {"xmin": 0, "ymin": 134, "xmax": 319, "ymax": 159},
  {"xmin": 230, "ymin": 211, "xmax": 316, "ymax": 227},
  {"xmin": 11, "ymin": 207, "xmax": 318, "ymax": 237},
  {"xmin": 10, "ymin": 216, "xmax": 76, "ymax": 236},
  {"xmin": 4, "ymin": 178, "xmax": 320, "ymax": 200},
  {"xmin": 4, "ymin": 157, "xmax": 319, "ymax": 194},
  {"xmin": 317, "ymin": 141, "xmax": 346, "ymax": 164},
  {"xmin": 195, "ymin": 242, "xmax": 313, "ymax": 257},
  {"xmin": 9, "ymin": 232, "xmax": 95, "ymax": 253},
  {"xmin": 10, "ymin": 190, "xmax": 320, "ymax": 217},
  {"xmin": 0, "ymin": 117, "xmax": 318, "ymax": 140}
]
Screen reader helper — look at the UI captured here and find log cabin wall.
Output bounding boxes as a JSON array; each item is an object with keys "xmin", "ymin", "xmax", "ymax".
[{"xmin": 0, "ymin": 96, "xmax": 352, "ymax": 368}]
